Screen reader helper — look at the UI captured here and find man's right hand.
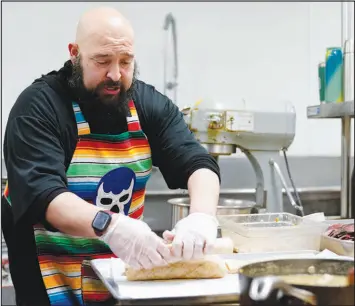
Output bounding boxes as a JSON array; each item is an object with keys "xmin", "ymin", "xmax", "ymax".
[{"xmin": 100, "ymin": 213, "xmax": 172, "ymax": 270}]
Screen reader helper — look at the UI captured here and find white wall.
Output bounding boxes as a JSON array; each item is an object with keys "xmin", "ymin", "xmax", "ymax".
[{"xmin": 2, "ymin": 2, "xmax": 353, "ymax": 156}]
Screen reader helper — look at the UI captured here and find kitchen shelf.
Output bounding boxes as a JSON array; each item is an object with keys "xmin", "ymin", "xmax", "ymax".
[
  {"xmin": 307, "ymin": 100, "xmax": 354, "ymax": 119},
  {"xmin": 306, "ymin": 99, "xmax": 353, "ymax": 219}
]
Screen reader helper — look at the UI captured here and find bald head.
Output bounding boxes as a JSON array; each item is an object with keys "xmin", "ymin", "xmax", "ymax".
[{"xmin": 75, "ymin": 7, "xmax": 134, "ymax": 50}]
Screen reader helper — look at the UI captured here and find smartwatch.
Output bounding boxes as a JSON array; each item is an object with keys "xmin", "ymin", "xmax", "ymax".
[{"xmin": 92, "ymin": 210, "xmax": 114, "ymax": 237}]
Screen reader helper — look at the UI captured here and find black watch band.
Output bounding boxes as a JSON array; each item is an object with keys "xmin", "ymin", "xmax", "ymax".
[{"xmin": 92, "ymin": 210, "xmax": 114, "ymax": 237}]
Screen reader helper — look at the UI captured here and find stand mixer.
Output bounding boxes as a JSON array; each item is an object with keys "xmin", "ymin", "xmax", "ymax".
[{"xmin": 182, "ymin": 104, "xmax": 302, "ymax": 214}]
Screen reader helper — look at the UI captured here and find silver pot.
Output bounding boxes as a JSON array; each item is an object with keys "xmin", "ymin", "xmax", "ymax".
[{"xmin": 168, "ymin": 197, "xmax": 258, "ymax": 227}]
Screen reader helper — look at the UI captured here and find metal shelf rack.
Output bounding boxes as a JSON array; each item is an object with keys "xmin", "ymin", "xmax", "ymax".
[
  {"xmin": 307, "ymin": 101, "xmax": 354, "ymax": 119},
  {"xmin": 307, "ymin": 100, "xmax": 354, "ymax": 218}
]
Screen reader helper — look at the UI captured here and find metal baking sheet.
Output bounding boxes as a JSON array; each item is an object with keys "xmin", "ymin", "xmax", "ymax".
[
  {"xmin": 90, "ymin": 251, "xmax": 323, "ymax": 305},
  {"xmin": 90, "ymin": 258, "xmax": 240, "ymax": 305}
]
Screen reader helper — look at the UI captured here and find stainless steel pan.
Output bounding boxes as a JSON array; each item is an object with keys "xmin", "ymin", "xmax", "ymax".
[{"xmin": 238, "ymin": 258, "xmax": 354, "ymax": 306}]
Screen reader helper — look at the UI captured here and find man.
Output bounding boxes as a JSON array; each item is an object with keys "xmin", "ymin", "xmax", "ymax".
[{"xmin": 1, "ymin": 6, "xmax": 221, "ymax": 306}]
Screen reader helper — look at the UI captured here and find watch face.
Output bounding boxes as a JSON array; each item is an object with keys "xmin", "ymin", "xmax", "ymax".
[{"xmin": 93, "ymin": 211, "xmax": 111, "ymax": 231}]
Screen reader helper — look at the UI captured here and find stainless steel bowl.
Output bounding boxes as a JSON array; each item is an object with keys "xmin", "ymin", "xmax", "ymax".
[{"xmin": 168, "ymin": 197, "xmax": 258, "ymax": 227}]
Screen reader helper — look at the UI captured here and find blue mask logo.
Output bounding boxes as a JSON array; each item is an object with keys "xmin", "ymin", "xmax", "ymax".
[{"xmin": 95, "ymin": 167, "xmax": 136, "ymax": 215}]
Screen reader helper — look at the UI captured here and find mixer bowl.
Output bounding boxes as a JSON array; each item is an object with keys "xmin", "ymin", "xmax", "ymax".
[{"xmin": 167, "ymin": 197, "xmax": 258, "ymax": 227}]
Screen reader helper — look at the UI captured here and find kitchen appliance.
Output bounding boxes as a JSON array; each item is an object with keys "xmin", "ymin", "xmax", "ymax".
[
  {"xmin": 179, "ymin": 104, "xmax": 299, "ymax": 214},
  {"xmin": 161, "ymin": 12, "xmax": 300, "ymax": 215}
]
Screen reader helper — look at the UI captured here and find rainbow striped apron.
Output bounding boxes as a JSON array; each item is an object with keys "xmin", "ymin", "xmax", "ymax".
[{"xmin": 4, "ymin": 100, "xmax": 152, "ymax": 305}]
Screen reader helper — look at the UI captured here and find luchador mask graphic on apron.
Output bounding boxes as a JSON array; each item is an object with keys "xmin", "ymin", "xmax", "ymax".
[{"xmin": 95, "ymin": 167, "xmax": 136, "ymax": 215}]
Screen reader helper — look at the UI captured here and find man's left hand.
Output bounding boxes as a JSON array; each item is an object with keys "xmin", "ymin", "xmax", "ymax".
[{"xmin": 163, "ymin": 213, "xmax": 219, "ymax": 261}]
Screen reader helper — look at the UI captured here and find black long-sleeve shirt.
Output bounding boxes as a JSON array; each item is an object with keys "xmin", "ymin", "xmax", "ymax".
[{"xmin": 1, "ymin": 61, "xmax": 220, "ymax": 305}]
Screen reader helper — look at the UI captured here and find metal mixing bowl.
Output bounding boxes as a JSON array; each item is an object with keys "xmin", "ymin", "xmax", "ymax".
[{"xmin": 168, "ymin": 197, "xmax": 258, "ymax": 227}]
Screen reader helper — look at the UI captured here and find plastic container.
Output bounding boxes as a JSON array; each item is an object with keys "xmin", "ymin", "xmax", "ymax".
[
  {"xmin": 320, "ymin": 234, "xmax": 354, "ymax": 257},
  {"xmin": 217, "ymin": 213, "xmax": 327, "ymax": 253},
  {"xmin": 320, "ymin": 219, "xmax": 354, "ymax": 257}
]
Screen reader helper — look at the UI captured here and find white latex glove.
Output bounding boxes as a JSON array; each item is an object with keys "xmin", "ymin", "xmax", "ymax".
[
  {"xmin": 163, "ymin": 213, "xmax": 219, "ymax": 261},
  {"xmin": 100, "ymin": 213, "xmax": 172, "ymax": 270}
]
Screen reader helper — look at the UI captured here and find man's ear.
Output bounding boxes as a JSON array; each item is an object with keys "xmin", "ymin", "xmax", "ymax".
[{"xmin": 68, "ymin": 43, "xmax": 79, "ymax": 63}]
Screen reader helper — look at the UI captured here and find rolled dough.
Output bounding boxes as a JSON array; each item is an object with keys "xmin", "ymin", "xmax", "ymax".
[
  {"xmin": 124, "ymin": 238, "xmax": 234, "ymax": 281},
  {"xmin": 125, "ymin": 254, "xmax": 228, "ymax": 281}
]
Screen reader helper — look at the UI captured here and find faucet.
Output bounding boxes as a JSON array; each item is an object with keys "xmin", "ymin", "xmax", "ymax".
[{"xmin": 163, "ymin": 12, "xmax": 178, "ymax": 103}]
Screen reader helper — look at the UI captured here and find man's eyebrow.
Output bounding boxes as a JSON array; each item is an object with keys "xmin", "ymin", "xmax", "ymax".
[
  {"xmin": 92, "ymin": 54, "xmax": 111, "ymax": 59},
  {"xmin": 91, "ymin": 52, "xmax": 134, "ymax": 59}
]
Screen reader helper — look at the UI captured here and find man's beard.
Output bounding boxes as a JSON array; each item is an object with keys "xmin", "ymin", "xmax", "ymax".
[{"xmin": 67, "ymin": 56, "xmax": 138, "ymax": 115}]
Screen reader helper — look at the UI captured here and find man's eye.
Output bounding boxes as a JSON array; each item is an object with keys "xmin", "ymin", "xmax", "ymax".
[{"xmin": 97, "ymin": 61, "xmax": 108, "ymax": 65}]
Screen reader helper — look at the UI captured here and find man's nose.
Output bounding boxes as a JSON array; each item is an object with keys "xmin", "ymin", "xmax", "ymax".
[{"xmin": 107, "ymin": 66, "xmax": 121, "ymax": 82}]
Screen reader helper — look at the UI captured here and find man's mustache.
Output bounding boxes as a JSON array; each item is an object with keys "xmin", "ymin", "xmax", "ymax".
[{"xmin": 100, "ymin": 80, "xmax": 121, "ymax": 88}]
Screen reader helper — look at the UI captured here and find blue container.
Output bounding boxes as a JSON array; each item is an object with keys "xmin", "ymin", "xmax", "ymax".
[{"xmin": 325, "ymin": 47, "xmax": 343, "ymax": 103}]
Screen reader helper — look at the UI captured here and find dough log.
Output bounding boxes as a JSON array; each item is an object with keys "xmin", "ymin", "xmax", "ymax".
[
  {"xmin": 125, "ymin": 255, "xmax": 228, "ymax": 281},
  {"xmin": 124, "ymin": 238, "xmax": 233, "ymax": 281}
]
